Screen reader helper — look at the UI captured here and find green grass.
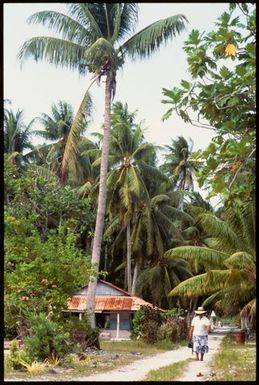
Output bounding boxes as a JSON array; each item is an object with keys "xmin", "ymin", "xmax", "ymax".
[
  {"xmin": 100, "ymin": 338, "xmax": 178, "ymax": 354},
  {"xmin": 209, "ymin": 335, "xmax": 256, "ymax": 381},
  {"xmin": 143, "ymin": 358, "xmax": 192, "ymax": 381}
]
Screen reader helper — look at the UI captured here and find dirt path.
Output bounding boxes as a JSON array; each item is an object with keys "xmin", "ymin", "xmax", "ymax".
[
  {"xmin": 5, "ymin": 327, "xmax": 234, "ymax": 382},
  {"xmin": 175, "ymin": 327, "xmax": 231, "ymax": 382},
  {"xmin": 70, "ymin": 327, "xmax": 230, "ymax": 382}
]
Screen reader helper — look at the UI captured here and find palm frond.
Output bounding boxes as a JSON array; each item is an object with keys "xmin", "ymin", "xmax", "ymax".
[
  {"xmin": 138, "ymin": 161, "xmax": 169, "ymax": 184},
  {"xmin": 181, "ymin": 226, "xmax": 200, "ymax": 239},
  {"xmin": 169, "ymin": 269, "xmax": 230, "ymax": 297},
  {"xmin": 225, "ymin": 204, "xmax": 255, "ymax": 255},
  {"xmin": 150, "ymin": 194, "xmax": 170, "ymax": 206},
  {"xmin": 155, "ymin": 211, "xmax": 183, "ymax": 242},
  {"xmin": 114, "ymin": 260, "xmax": 126, "ymax": 273},
  {"xmin": 240, "ymin": 298, "xmax": 256, "ymax": 318},
  {"xmin": 168, "ymin": 273, "xmax": 209, "ymax": 297},
  {"xmin": 60, "ymin": 91, "xmax": 92, "ymax": 182},
  {"xmin": 5, "ymin": 152, "xmax": 19, "ymax": 163},
  {"xmin": 165, "ymin": 246, "xmax": 229, "ymax": 269},
  {"xmin": 104, "ymin": 216, "xmax": 121, "ymax": 238},
  {"xmin": 121, "ymin": 14, "xmax": 188, "ymax": 59},
  {"xmin": 224, "ymin": 252, "xmax": 255, "ymax": 270},
  {"xmin": 151, "ymin": 218, "xmax": 166, "ymax": 258},
  {"xmin": 197, "ymin": 213, "xmax": 240, "ymax": 253},
  {"xmin": 77, "ymin": 181, "xmax": 93, "ymax": 197},
  {"xmin": 27, "ymin": 10, "xmax": 90, "ymax": 45},
  {"xmin": 67, "ymin": 3, "xmax": 103, "ymax": 39},
  {"xmin": 116, "ymin": 3, "xmax": 139, "ymax": 41},
  {"xmin": 135, "ymin": 268, "xmax": 152, "ymax": 296},
  {"xmin": 161, "ymin": 205, "xmax": 194, "ymax": 225},
  {"xmin": 132, "ymin": 143, "xmax": 158, "ymax": 160},
  {"xmin": 18, "ymin": 36, "xmax": 87, "ymax": 75},
  {"xmin": 131, "ymin": 217, "xmax": 146, "ymax": 254},
  {"xmin": 110, "ymin": 4, "xmax": 122, "ymax": 44}
]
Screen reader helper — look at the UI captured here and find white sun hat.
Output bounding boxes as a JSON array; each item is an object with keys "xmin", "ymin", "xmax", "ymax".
[{"xmin": 194, "ymin": 306, "xmax": 207, "ymax": 314}]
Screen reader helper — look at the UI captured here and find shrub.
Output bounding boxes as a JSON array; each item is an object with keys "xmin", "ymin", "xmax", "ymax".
[
  {"xmin": 142, "ymin": 320, "xmax": 161, "ymax": 344},
  {"xmin": 64, "ymin": 314, "xmax": 100, "ymax": 351},
  {"xmin": 24, "ymin": 313, "xmax": 70, "ymax": 361},
  {"xmin": 131, "ymin": 309, "xmax": 145, "ymax": 338},
  {"xmin": 7, "ymin": 340, "xmax": 31, "ymax": 370},
  {"xmin": 133, "ymin": 306, "xmax": 163, "ymax": 344},
  {"xmin": 158, "ymin": 317, "xmax": 187, "ymax": 342}
]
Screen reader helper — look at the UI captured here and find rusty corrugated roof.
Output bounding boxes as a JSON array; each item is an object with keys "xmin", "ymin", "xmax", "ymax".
[{"xmin": 67, "ymin": 295, "xmax": 154, "ymax": 312}]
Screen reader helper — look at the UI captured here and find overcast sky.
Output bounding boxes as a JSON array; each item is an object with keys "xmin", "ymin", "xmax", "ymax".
[{"xmin": 4, "ymin": 3, "xmax": 238, "ymax": 206}]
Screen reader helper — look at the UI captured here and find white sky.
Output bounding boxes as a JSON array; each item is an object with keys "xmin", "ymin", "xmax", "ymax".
[{"xmin": 4, "ymin": 2, "xmax": 237, "ymax": 206}]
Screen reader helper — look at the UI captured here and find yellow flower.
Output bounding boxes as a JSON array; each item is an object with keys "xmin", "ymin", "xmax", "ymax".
[{"xmin": 225, "ymin": 43, "xmax": 238, "ymax": 57}]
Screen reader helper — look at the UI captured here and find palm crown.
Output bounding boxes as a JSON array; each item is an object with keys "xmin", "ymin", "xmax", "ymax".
[{"xmin": 18, "ymin": 4, "xmax": 187, "ymax": 77}]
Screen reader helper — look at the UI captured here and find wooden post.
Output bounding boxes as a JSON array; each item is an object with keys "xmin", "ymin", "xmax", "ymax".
[
  {"xmin": 116, "ymin": 313, "xmax": 120, "ymax": 339},
  {"xmin": 79, "ymin": 313, "xmax": 82, "ymax": 321}
]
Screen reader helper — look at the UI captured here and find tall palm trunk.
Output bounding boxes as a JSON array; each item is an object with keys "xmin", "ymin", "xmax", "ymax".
[
  {"xmin": 86, "ymin": 71, "xmax": 112, "ymax": 328},
  {"xmin": 126, "ymin": 221, "xmax": 132, "ymax": 293},
  {"xmin": 131, "ymin": 259, "xmax": 139, "ymax": 295}
]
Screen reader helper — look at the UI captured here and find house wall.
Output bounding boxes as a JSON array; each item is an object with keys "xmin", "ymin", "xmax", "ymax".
[
  {"xmin": 109, "ymin": 312, "xmax": 132, "ymax": 330},
  {"xmin": 75, "ymin": 282, "xmax": 125, "ymax": 296}
]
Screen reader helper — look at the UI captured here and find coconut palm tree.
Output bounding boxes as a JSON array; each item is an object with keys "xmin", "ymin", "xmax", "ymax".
[
  {"xmin": 105, "ymin": 102, "xmax": 158, "ymax": 292},
  {"xmin": 69, "ymin": 136, "xmax": 100, "ymax": 190},
  {"xmin": 135, "ymin": 257, "xmax": 192, "ymax": 308},
  {"xmin": 18, "ymin": 3, "xmax": 188, "ymax": 327},
  {"xmin": 130, "ymin": 191, "xmax": 194, "ymax": 303},
  {"xmin": 165, "ymin": 203, "xmax": 256, "ymax": 326},
  {"xmin": 4, "ymin": 106, "xmax": 35, "ymax": 166},
  {"xmin": 27, "ymin": 99, "xmax": 92, "ymax": 183},
  {"xmin": 160, "ymin": 136, "xmax": 200, "ymax": 210}
]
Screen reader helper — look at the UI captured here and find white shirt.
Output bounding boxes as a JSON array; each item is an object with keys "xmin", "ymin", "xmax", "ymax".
[{"xmin": 191, "ymin": 316, "xmax": 210, "ymax": 336}]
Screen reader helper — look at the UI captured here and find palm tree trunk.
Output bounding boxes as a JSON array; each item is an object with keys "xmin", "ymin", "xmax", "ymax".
[
  {"xmin": 126, "ymin": 221, "xmax": 132, "ymax": 293},
  {"xmin": 131, "ymin": 259, "xmax": 139, "ymax": 295},
  {"xmin": 86, "ymin": 71, "xmax": 112, "ymax": 329}
]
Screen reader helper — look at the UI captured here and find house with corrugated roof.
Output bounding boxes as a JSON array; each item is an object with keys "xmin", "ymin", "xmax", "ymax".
[{"xmin": 66, "ymin": 279, "xmax": 159, "ymax": 339}]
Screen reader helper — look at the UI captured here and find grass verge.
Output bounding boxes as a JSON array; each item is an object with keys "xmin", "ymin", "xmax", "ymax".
[
  {"xmin": 143, "ymin": 358, "xmax": 192, "ymax": 381},
  {"xmin": 4, "ymin": 338, "xmax": 178, "ymax": 381},
  {"xmin": 208, "ymin": 335, "xmax": 256, "ymax": 381},
  {"xmin": 100, "ymin": 338, "xmax": 179, "ymax": 354}
]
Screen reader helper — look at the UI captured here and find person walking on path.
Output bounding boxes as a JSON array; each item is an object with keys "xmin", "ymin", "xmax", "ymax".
[{"xmin": 189, "ymin": 306, "xmax": 211, "ymax": 362}]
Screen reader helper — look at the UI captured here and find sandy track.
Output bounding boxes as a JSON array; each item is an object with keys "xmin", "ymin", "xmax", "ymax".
[{"xmin": 5, "ymin": 327, "xmax": 233, "ymax": 382}]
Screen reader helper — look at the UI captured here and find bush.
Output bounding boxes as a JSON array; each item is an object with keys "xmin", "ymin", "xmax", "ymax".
[
  {"xmin": 142, "ymin": 319, "xmax": 161, "ymax": 344},
  {"xmin": 131, "ymin": 309, "xmax": 145, "ymax": 339},
  {"xmin": 158, "ymin": 317, "xmax": 187, "ymax": 342},
  {"xmin": 24, "ymin": 313, "xmax": 70, "ymax": 361},
  {"xmin": 64, "ymin": 314, "xmax": 100, "ymax": 351},
  {"xmin": 132, "ymin": 306, "xmax": 163, "ymax": 344},
  {"xmin": 7, "ymin": 340, "xmax": 31, "ymax": 370}
]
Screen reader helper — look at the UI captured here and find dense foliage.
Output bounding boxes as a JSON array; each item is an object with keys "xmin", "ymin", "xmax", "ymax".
[
  {"xmin": 4, "ymin": 158, "xmax": 96, "ymax": 338},
  {"xmin": 162, "ymin": 3, "xmax": 255, "ymax": 207}
]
